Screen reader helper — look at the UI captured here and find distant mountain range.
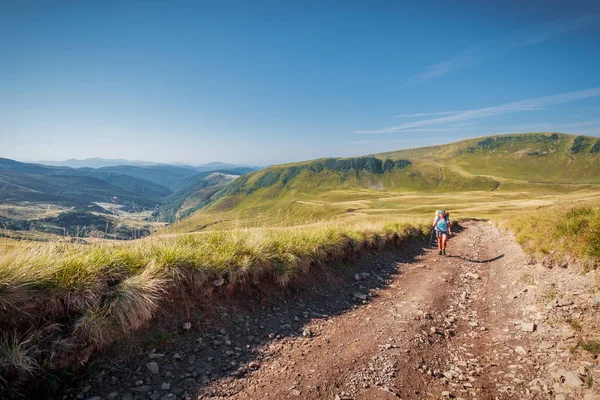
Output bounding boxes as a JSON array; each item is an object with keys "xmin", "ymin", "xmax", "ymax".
[
  {"xmin": 34, "ymin": 157, "xmax": 259, "ymax": 171},
  {"xmin": 0, "ymin": 157, "xmax": 259, "ymax": 237}
]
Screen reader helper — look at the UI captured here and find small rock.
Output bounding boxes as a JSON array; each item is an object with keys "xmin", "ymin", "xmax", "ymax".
[
  {"xmin": 161, "ymin": 382, "xmax": 171, "ymax": 390},
  {"xmin": 441, "ymin": 391, "xmax": 451, "ymax": 398},
  {"xmin": 148, "ymin": 353, "xmax": 165, "ymax": 359},
  {"xmin": 561, "ymin": 330, "xmax": 575, "ymax": 340},
  {"xmin": 182, "ymin": 322, "xmax": 192, "ymax": 330},
  {"xmin": 172, "ymin": 353, "xmax": 181, "ymax": 359},
  {"xmin": 521, "ymin": 322, "xmax": 535, "ymax": 332},
  {"xmin": 539, "ymin": 342, "xmax": 554, "ymax": 350},
  {"xmin": 146, "ymin": 361, "xmax": 160, "ymax": 374},
  {"xmin": 248, "ymin": 361, "xmax": 260, "ymax": 370},
  {"xmin": 515, "ymin": 346, "xmax": 527, "ymax": 355},
  {"xmin": 557, "ymin": 299, "xmax": 573, "ymax": 307},
  {"xmin": 465, "ymin": 272, "xmax": 480, "ymax": 280},
  {"xmin": 564, "ymin": 371, "xmax": 584, "ymax": 387},
  {"xmin": 555, "ymin": 395, "xmax": 566, "ymax": 400},
  {"xmin": 106, "ymin": 392, "xmax": 118, "ymax": 400},
  {"xmin": 302, "ymin": 329, "xmax": 313, "ymax": 338},
  {"xmin": 291, "ymin": 389, "xmax": 301, "ymax": 396},
  {"xmin": 130, "ymin": 386, "xmax": 153, "ymax": 393},
  {"xmin": 213, "ymin": 277, "xmax": 225, "ymax": 287},
  {"xmin": 593, "ymin": 295, "xmax": 600, "ymax": 304},
  {"xmin": 353, "ymin": 292, "xmax": 368, "ymax": 301}
]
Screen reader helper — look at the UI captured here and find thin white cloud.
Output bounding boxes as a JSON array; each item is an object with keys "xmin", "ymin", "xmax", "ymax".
[
  {"xmin": 508, "ymin": 15, "xmax": 599, "ymax": 47},
  {"xmin": 413, "ymin": 14, "xmax": 599, "ymax": 82},
  {"xmin": 356, "ymin": 88, "xmax": 600, "ymax": 134},
  {"xmin": 476, "ymin": 119, "xmax": 600, "ymax": 134},
  {"xmin": 393, "ymin": 110, "xmax": 465, "ymax": 118}
]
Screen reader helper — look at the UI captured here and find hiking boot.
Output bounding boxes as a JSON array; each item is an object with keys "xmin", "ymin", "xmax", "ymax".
[
  {"xmin": 438, "ymin": 250, "xmax": 442, "ymax": 255},
  {"xmin": 442, "ymin": 249, "xmax": 446, "ymax": 256}
]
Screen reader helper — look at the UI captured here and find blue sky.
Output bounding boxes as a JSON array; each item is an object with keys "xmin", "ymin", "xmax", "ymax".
[{"xmin": 1, "ymin": 0, "xmax": 599, "ymax": 165}]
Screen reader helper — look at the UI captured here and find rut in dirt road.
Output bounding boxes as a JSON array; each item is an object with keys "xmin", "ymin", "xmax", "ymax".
[{"xmin": 70, "ymin": 221, "xmax": 600, "ymax": 400}]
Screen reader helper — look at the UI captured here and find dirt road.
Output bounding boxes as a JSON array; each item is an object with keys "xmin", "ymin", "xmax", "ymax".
[{"xmin": 70, "ymin": 221, "xmax": 600, "ymax": 400}]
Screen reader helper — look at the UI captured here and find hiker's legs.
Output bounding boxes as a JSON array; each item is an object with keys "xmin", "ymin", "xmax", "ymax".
[
  {"xmin": 441, "ymin": 233, "xmax": 448, "ymax": 250},
  {"xmin": 437, "ymin": 233, "xmax": 443, "ymax": 250}
]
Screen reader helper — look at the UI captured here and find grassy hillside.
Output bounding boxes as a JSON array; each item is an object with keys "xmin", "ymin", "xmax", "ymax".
[
  {"xmin": 160, "ymin": 170, "xmax": 242, "ymax": 221},
  {"xmin": 168, "ymin": 133, "xmax": 599, "ymax": 233},
  {"xmin": 379, "ymin": 132, "xmax": 600, "ymax": 184}
]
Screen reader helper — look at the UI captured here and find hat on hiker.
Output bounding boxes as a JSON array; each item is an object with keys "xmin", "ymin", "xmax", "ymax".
[{"xmin": 439, "ymin": 210, "xmax": 446, "ymax": 215}]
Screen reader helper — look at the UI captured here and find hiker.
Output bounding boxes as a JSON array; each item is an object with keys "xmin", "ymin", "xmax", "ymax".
[{"xmin": 433, "ymin": 209, "xmax": 452, "ymax": 255}]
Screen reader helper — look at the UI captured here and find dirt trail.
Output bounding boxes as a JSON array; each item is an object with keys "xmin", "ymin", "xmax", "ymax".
[{"xmin": 69, "ymin": 221, "xmax": 600, "ymax": 400}]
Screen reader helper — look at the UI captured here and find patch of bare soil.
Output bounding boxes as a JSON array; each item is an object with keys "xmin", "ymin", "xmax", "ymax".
[{"xmin": 64, "ymin": 221, "xmax": 600, "ymax": 400}]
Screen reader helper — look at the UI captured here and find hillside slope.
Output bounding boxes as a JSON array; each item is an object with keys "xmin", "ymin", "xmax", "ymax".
[
  {"xmin": 160, "ymin": 170, "xmax": 242, "ymax": 221},
  {"xmin": 170, "ymin": 133, "xmax": 600, "ymax": 232},
  {"xmin": 379, "ymin": 132, "xmax": 600, "ymax": 184}
]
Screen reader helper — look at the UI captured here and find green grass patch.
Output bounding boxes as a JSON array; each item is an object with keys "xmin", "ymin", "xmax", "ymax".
[
  {"xmin": 582, "ymin": 340, "xmax": 600, "ymax": 354},
  {"xmin": 501, "ymin": 200, "xmax": 600, "ymax": 268}
]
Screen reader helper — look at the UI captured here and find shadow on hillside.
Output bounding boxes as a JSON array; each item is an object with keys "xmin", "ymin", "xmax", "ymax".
[
  {"xmin": 58, "ymin": 241, "xmax": 428, "ymax": 399},
  {"xmin": 446, "ymin": 254, "xmax": 504, "ymax": 263}
]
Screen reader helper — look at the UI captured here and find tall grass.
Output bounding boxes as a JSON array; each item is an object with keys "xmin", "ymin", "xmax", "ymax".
[
  {"xmin": 0, "ymin": 218, "xmax": 426, "ymax": 393},
  {"xmin": 500, "ymin": 201, "xmax": 600, "ymax": 269}
]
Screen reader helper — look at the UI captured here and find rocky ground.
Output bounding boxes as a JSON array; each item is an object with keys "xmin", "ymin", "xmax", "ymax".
[{"xmin": 65, "ymin": 221, "xmax": 599, "ymax": 400}]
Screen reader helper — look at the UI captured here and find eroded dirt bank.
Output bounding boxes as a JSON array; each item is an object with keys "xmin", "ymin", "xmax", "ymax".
[{"xmin": 66, "ymin": 221, "xmax": 599, "ymax": 400}]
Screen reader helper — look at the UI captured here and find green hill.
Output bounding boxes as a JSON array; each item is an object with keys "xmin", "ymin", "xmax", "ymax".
[
  {"xmin": 379, "ymin": 132, "xmax": 600, "ymax": 184},
  {"xmin": 160, "ymin": 170, "xmax": 243, "ymax": 221},
  {"xmin": 168, "ymin": 133, "xmax": 599, "ymax": 232}
]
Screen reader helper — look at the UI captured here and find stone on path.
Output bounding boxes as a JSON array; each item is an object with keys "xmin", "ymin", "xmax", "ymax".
[
  {"xmin": 557, "ymin": 298, "xmax": 573, "ymax": 307},
  {"xmin": 161, "ymin": 382, "xmax": 171, "ymax": 390},
  {"xmin": 130, "ymin": 386, "xmax": 152, "ymax": 393},
  {"xmin": 353, "ymin": 292, "xmax": 368, "ymax": 301},
  {"xmin": 521, "ymin": 322, "xmax": 535, "ymax": 332},
  {"xmin": 564, "ymin": 371, "xmax": 584, "ymax": 387},
  {"xmin": 182, "ymin": 322, "xmax": 192, "ymax": 330},
  {"xmin": 515, "ymin": 346, "xmax": 526, "ymax": 355},
  {"xmin": 465, "ymin": 272, "xmax": 480, "ymax": 280},
  {"xmin": 146, "ymin": 361, "xmax": 160, "ymax": 374}
]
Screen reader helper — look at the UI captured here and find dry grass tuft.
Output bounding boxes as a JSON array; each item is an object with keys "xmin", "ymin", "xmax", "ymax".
[{"xmin": 104, "ymin": 264, "xmax": 167, "ymax": 333}]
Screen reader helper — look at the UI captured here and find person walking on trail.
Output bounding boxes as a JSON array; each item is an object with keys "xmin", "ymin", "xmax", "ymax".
[{"xmin": 433, "ymin": 210, "xmax": 453, "ymax": 256}]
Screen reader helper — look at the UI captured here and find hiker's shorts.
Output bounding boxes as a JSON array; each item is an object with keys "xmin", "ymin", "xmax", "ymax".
[{"xmin": 435, "ymin": 230, "xmax": 449, "ymax": 238}]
